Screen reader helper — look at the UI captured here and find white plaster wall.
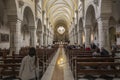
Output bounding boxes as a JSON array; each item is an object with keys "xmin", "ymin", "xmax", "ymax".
[{"xmin": 0, "ymin": 25, "xmax": 10, "ymax": 49}]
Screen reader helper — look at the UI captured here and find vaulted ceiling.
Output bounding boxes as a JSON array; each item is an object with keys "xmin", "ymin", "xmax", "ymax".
[{"xmin": 43, "ymin": 0, "xmax": 79, "ymax": 28}]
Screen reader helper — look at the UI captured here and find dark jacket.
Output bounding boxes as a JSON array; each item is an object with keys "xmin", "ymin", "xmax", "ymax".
[{"xmin": 100, "ymin": 49, "xmax": 109, "ymax": 56}]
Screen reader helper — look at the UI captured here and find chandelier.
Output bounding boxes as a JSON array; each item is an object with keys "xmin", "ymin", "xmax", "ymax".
[{"xmin": 57, "ymin": 26, "xmax": 65, "ymax": 34}]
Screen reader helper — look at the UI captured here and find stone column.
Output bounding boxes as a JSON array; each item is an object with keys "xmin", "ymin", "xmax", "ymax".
[
  {"xmin": 103, "ymin": 26, "xmax": 110, "ymax": 51},
  {"xmin": 8, "ymin": 15, "xmax": 22, "ymax": 55},
  {"xmin": 78, "ymin": 30, "xmax": 83, "ymax": 46},
  {"xmin": 45, "ymin": 32, "xmax": 48, "ymax": 46},
  {"xmin": 76, "ymin": 10, "xmax": 79, "ymax": 44},
  {"xmin": 42, "ymin": 10, "xmax": 45, "ymax": 46},
  {"xmin": 14, "ymin": 20, "xmax": 22, "ymax": 54},
  {"xmin": 72, "ymin": 30, "xmax": 74, "ymax": 44},
  {"xmin": 37, "ymin": 31, "xmax": 41, "ymax": 46},
  {"xmin": 30, "ymin": 27, "xmax": 37, "ymax": 47},
  {"xmin": 97, "ymin": 18, "xmax": 105, "ymax": 48},
  {"xmin": 9, "ymin": 22, "xmax": 15, "ymax": 55},
  {"xmin": 47, "ymin": 32, "xmax": 49, "ymax": 45},
  {"xmin": 73, "ymin": 28, "xmax": 76, "ymax": 44},
  {"xmin": 69, "ymin": 31, "xmax": 72, "ymax": 44},
  {"xmin": 85, "ymin": 26, "xmax": 91, "ymax": 47},
  {"xmin": 46, "ymin": 18, "xmax": 49, "ymax": 46},
  {"xmin": 76, "ymin": 32, "xmax": 78, "ymax": 44},
  {"xmin": 40, "ymin": 31, "xmax": 44, "ymax": 46},
  {"xmin": 43, "ymin": 32, "xmax": 46, "ymax": 46}
]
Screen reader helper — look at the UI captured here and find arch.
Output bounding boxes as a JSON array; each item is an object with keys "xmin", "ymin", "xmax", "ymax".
[
  {"xmin": 85, "ymin": 5, "xmax": 97, "ymax": 46},
  {"xmin": 21, "ymin": 6, "xmax": 35, "ymax": 47},
  {"xmin": 43, "ymin": 0, "xmax": 77, "ymax": 28},
  {"xmin": 22, "ymin": 6, "xmax": 35, "ymax": 27},
  {"xmin": 85, "ymin": 5, "xmax": 96, "ymax": 26}
]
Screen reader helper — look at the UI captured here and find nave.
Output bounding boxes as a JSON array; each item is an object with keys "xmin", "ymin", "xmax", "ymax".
[
  {"xmin": 42, "ymin": 45, "xmax": 120, "ymax": 80},
  {"xmin": 0, "ymin": 44, "xmax": 120, "ymax": 80},
  {"xmin": 1, "ymin": 0, "xmax": 120, "ymax": 80}
]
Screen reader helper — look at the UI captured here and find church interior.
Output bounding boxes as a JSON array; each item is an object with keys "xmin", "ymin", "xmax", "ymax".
[{"xmin": 0, "ymin": 0, "xmax": 120, "ymax": 80}]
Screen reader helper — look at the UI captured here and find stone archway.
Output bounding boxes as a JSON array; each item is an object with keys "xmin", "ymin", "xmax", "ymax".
[
  {"xmin": 78, "ymin": 18, "xmax": 84, "ymax": 45},
  {"xmin": 36, "ymin": 19, "xmax": 42, "ymax": 46},
  {"xmin": 85, "ymin": 5, "xmax": 96, "ymax": 47},
  {"xmin": 109, "ymin": 17, "xmax": 117, "ymax": 49},
  {"xmin": 21, "ymin": 6, "xmax": 35, "ymax": 47},
  {"xmin": 2, "ymin": 0, "xmax": 19, "ymax": 54}
]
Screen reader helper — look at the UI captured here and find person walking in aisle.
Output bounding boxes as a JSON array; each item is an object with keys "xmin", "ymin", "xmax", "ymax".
[{"xmin": 19, "ymin": 47, "xmax": 39, "ymax": 80}]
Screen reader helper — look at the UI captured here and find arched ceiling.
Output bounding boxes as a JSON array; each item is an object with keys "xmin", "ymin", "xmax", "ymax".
[{"xmin": 43, "ymin": 0, "xmax": 78, "ymax": 28}]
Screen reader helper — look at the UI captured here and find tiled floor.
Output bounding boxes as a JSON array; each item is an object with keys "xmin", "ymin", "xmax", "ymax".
[
  {"xmin": 41, "ymin": 45, "xmax": 74, "ymax": 80},
  {"xmin": 51, "ymin": 48, "xmax": 64, "ymax": 80},
  {"xmin": 41, "ymin": 46, "xmax": 120, "ymax": 80}
]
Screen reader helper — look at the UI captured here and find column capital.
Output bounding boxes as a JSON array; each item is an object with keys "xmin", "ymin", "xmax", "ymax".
[
  {"xmin": 18, "ymin": 0, "xmax": 24, "ymax": 7},
  {"xmin": 97, "ymin": 15, "xmax": 110, "ymax": 22},
  {"xmin": 97, "ymin": 17, "xmax": 109, "ymax": 28}
]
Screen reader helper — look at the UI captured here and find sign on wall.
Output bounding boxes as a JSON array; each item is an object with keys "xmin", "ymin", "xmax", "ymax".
[{"xmin": 0, "ymin": 33, "xmax": 9, "ymax": 42}]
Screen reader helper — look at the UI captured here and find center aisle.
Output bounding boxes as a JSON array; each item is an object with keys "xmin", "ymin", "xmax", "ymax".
[
  {"xmin": 51, "ymin": 47, "xmax": 64, "ymax": 80},
  {"xmin": 41, "ymin": 45, "xmax": 74, "ymax": 80}
]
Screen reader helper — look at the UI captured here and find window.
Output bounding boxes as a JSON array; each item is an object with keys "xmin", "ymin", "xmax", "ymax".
[{"xmin": 57, "ymin": 26, "xmax": 65, "ymax": 34}]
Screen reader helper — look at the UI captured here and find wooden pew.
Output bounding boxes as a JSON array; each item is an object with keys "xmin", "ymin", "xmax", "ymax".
[
  {"xmin": 0, "ymin": 57, "xmax": 21, "ymax": 78},
  {"xmin": 0, "ymin": 46, "xmax": 58, "ymax": 79},
  {"xmin": 71, "ymin": 57, "xmax": 116, "ymax": 71},
  {"xmin": 73, "ymin": 59, "xmax": 120, "ymax": 80},
  {"xmin": 36, "ymin": 47, "xmax": 57, "ymax": 74},
  {"xmin": 0, "ymin": 49, "xmax": 10, "ymax": 58}
]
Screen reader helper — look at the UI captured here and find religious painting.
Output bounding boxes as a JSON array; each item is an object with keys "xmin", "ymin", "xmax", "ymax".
[{"xmin": 0, "ymin": 33, "xmax": 9, "ymax": 42}]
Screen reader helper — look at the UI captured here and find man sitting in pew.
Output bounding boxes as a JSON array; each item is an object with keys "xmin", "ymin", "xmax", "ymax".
[
  {"xmin": 91, "ymin": 42, "xmax": 97, "ymax": 49},
  {"xmin": 100, "ymin": 47, "xmax": 109, "ymax": 57},
  {"xmin": 92, "ymin": 47, "xmax": 100, "ymax": 56},
  {"xmin": 85, "ymin": 45, "xmax": 91, "ymax": 51}
]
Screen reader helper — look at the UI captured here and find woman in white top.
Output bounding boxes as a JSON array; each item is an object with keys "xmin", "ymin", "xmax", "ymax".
[{"xmin": 19, "ymin": 47, "xmax": 39, "ymax": 80}]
